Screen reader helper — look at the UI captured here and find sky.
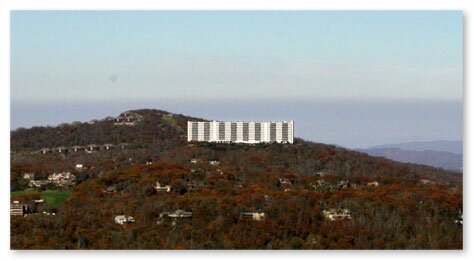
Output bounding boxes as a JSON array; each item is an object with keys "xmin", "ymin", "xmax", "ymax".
[{"xmin": 10, "ymin": 11, "xmax": 463, "ymax": 148}]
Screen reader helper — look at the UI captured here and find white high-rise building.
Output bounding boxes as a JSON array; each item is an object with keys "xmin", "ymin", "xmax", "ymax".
[{"xmin": 187, "ymin": 121, "xmax": 294, "ymax": 144}]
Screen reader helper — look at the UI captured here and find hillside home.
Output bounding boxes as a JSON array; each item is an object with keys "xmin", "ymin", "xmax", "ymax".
[
  {"xmin": 337, "ymin": 180, "xmax": 357, "ymax": 190},
  {"xmin": 115, "ymin": 215, "xmax": 135, "ymax": 225},
  {"xmin": 315, "ymin": 180, "xmax": 333, "ymax": 191},
  {"xmin": 103, "ymin": 185, "xmax": 118, "ymax": 194},
  {"xmin": 10, "ymin": 201, "xmax": 27, "ymax": 216},
  {"xmin": 54, "ymin": 146, "xmax": 68, "ymax": 153},
  {"xmin": 86, "ymin": 144, "xmax": 100, "ymax": 152},
  {"xmin": 114, "ymin": 111, "xmax": 143, "ymax": 126},
  {"xmin": 154, "ymin": 182, "xmax": 171, "ymax": 192},
  {"xmin": 322, "ymin": 208, "xmax": 352, "ymax": 221},
  {"xmin": 367, "ymin": 181, "xmax": 380, "ymax": 187},
  {"xmin": 209, "ymin": 160, "xmax": 220, "ymax": 166},
  {"xmin": 455, "ymin": 212, "xmax": 463, "ymax": 225},
  {"xmin": 39, "ymin": 148, "xmax": 52, "ymax": 154},
  {"xmin": 88, "ymin": 119, "xmax": 99, "ymax": 124},
  {"xmin": 279, "ymin": 178, "xmax": 292, "ymax": 187},
  {"xmin": 48, "ymin": 172, "xmax": 76, "ymax": 188},
  {"xmin": 159, "ymin": 210, "xmax": 193, "ymax": 219},
  {"xmin": 241, "ymin": 210, "xmax": 266, "ymax": 221},
  {"xmin": 75, "ymin": 164, "xmax": 84, "ymax": 171},
  {"xmin": 314, "ymin": 169, "xmax": 326, "ymax": 177},
  {"xmin": 71, "ymin": 146, "xmax": 85, "ymax": 152},
  {"xmin": 419, "ymin": 179, "xmax": 436, "ymax": 185},
  {"xmin": 28, "ymin": 180, "xmax": 49, "ymax": 188},
  {"xmin": 23, "ymin": 173, "xmax": 35, "ymax": 180},
  {"xmin": 190, "ymin": 159, "xmax": 202, "ymax": 164},
  {"xmin": 102, "ymin": 144, "xmax": 115, "ymax": 150}
]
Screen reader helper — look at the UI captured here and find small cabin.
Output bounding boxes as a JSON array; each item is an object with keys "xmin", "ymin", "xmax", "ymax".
[
  {"xmin": 11, "ymin": 201, "xmax": 28, "ymax": 216},
  {"xmin": 208, "ymin": 160, "xmax": 220, "ymax": 166},
  {"xmin": 367, "ymin": 181, "xmax": 379, "ymax": 187},
  {"xmin": 278, "ymin": 178, "xmax": 292, "ymax": 187},
  {"xmin": 159, "ymin": 210, "xmax": 192, "ymax": 219},
  {"xmin": 241, "ymin": 210, "xmax": 266, "ymax": 221},
  {"xmin": 154, "ymin": 182, "xmax": 172, "ymax": 192},
  {"xmin": 322, "ymin": 208, "xmax": 352, "ymax": 221},
  {"xmin": 23, "ymin": 173, "xmax": 35, "ymax": 180},
  {"xmin": 102, "ymin": 144, "xmax": 115, "ymax": 150},
  {"xmin": 115, "ymin": 215, "xmax": 135, "ymax": 225},
  {"xmin": 75, "ymin": 164, "xmax": 84, "ymax": 171},
  {"xmin": 86, "ymin": 144, "xmax": 100, "ymax": 152},
  {"xmin": 54, "ymin": 146, "xmax": 68, "ymax": 153},
  {"xmin": 39, "ymin": 148, "xmax": 52, "ymax": 154},
  {"xmin": 71, "ymin": 146, "xmax": 84, "ymax": 152}
]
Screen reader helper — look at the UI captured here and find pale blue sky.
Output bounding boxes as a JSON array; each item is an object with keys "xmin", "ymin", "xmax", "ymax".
[
  {"xmin": 10, "ymin": 11, "xmax": 463, "ymax": 147},
  {"xmin": 11, "ymin": 11, "xmax": 463, "ymax": 101}
]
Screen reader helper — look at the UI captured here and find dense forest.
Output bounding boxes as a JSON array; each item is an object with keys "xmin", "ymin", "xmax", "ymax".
[{"xmin": 10, "ymin": 109, "xmax": 463, "ymax": 249}]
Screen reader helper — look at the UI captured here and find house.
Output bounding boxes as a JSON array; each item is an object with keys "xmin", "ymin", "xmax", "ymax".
[
  {"xmin": 278, "ymin": 178, "xmax": 292, "ymax": 187},
  {"xmin": 208, "ymin": 160, "xmax": 220, "ymax": 166},
  {"xmin": 315, "ymin": 180, "xmax": 333, "ymax": 191},
  {"xmin": 71, "ymin": 146, "xmax": 84, "ymax": 152},
  {"xmin": 75, "ymin": 164, "xmax": 84, "ymax": 171},
  {"xmin": 48, "ymin": 172, "xmax": 76, "ymax": 188},
  {"xmin": 54, "ymin": 146, "xmax": 68, "ymax": 153},
  {"xmin": 115, "ymin": 215, "xmax": 135, "ymax": 225},
  {"xmin": 23, "ymin": 173, "xmax": 35, "ymax": 180},
  {"xmin": 114, "ymin": 111, "xmax": 143, "ymax": 126},
  {"xmin": 241, "ymin": 210, "xmax": 266, "ymax": 221},
  {"xmin": 322, "ymin": 208, "xmax": 352, "ymax": 221},
  {"xmin": 159, "ymin": 210, "xmax": 193, "ymax": 219},
  {"xmin": 141, "ymin": 158, "xmax": 153, "ymax": 165},
  {"xmin": 102, "ymin": 144, "xmax": 115, "ymax": 150},
  {"xmin": 86, "ymin": 144, "xmax": 100, "ymax": 152},
  {"xmin": 11, "ymin": 201, "xmax": 27, "ymax": 216},
  {"xmin": 337, "ymin": 180, "xmax": 357, "ymax": 190},
  {"xmin": 314, "ymin": 169, "xmax": 326, "ymax": 177},
  {"xmin": 367, "ymin": 181, "xmax": 379, "ymax": 187},
  {"xmin": 39, "ymin": 148, "xmax": 52, "ymax": 154},
  {"xmin": 88, "ymin": 119, "xmax": 99, "ymax": 124},
  {"xmin": 103, "ymin": 185, "xmax": 118, "ymax": 194},
  {"xmin": 455, "ymin": 211, "xmax": 463, "ymax": 226},
  {"xmin": 419, "ymin": 179, "xmax": 435, "ymax": 185},
  {"xmin": 28, "ymin": 180, "xmax": 49, "ymax": 188},
  {"xmin": 48, "ymin": 172, "xmax": 74, "ymax": 182},
  {"xmin": 190, "ymin": 159, "xmax": 202, "ymax": 164},
  {"xmin": 154, "ymin": 182, "xmax": 171, "ymax": 192}
]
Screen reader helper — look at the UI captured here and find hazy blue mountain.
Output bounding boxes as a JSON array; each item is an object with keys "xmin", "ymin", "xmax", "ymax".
[
  {"xmin": 359, "ymin": 147, "xmax": 462, "ymax": 172},
  {"xmin": 368, "ymin": 140, "xmax": 462, "ymax": 155}
]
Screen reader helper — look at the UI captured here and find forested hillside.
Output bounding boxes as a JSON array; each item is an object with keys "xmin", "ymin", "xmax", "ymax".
[{"xmin": 10, "ymin": 109, "xmax": 463, "ymax": 249}]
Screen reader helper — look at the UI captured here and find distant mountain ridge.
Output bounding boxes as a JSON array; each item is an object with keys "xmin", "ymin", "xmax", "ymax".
[
  {"xmin": 358, "ymin": 147, "xmax": 462, "ymax": 172},
  {"xmin": 368, "ymin": 140, "xmax": 462, "ymax": 155}
]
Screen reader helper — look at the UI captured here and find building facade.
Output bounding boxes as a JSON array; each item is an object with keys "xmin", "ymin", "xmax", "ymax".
[{"xmin": 187, "ymin": 121, "xmax": 294, "ymax": 144}]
